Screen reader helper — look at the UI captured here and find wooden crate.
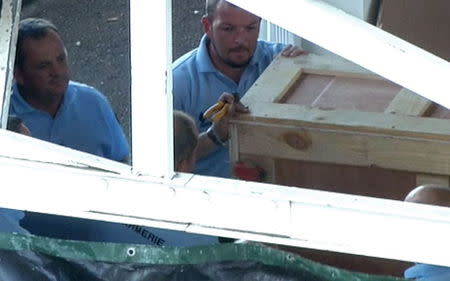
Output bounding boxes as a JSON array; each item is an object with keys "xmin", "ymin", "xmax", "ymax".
[{"xmin": 229, "ymin": 53, "xmax": 450, "ymax": 276}]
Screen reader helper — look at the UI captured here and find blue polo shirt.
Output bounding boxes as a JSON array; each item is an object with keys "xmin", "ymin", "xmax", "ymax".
[
  {"xmin": 405, "ymin": 264, "xmax": 450, "ymax": 281},
  {"xmin": 0, "ymin": 208, "xmax": 28, "ymax": 235},
  {"xmin": 173, "ymin": 35, "xmax": 285, "ymax": 178},
  {"xmin": 10, "ymin": 81, "xmax": 129, "ymax": 161}
]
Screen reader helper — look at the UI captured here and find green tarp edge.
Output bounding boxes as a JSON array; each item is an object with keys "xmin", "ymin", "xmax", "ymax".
[{"xmin": 0, "ymin": 232, "xmax": 405, "ymax": 281}]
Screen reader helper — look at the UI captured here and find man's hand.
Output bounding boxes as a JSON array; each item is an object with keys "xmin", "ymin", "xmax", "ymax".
[
  {"xmin": 196, "ymin": 92, "xmax": 249, "ymax": 159},
  {"xmin": 213, "ymin": 92, "xmax": 249, "ymax": 142},
  {"xmin": 281, "ymin": 44, "xmax": 306, "ymax": 57}
]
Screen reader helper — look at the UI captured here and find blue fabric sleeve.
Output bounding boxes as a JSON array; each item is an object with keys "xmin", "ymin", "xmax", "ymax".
[{"xmin": 99, "ymin": 96, "xmax": 130, "ymax": 162}]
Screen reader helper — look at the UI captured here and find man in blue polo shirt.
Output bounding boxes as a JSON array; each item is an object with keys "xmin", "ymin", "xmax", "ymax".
[
  {"xmin": 173, "ymin": 0, "xmax": 303, "ymax": 178},
  {"xmin": 10, "ymin": 18, "xmax": 129, "ymax": 162},
  {"xmin": 8, "ymin": 17, "xmax": 129, "ymax": 241}
]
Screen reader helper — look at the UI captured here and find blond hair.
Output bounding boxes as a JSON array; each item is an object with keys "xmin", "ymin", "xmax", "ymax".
[{"xmin": 174, "ymin": 111, "xmax": 198, "ymax": 166}]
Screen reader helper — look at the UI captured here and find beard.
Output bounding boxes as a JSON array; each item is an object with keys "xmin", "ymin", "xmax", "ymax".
[
  {"xmin": 222, "ymin": 55, "xmax": 252, "ymax": 68},
  {"xmin": 211, "ymin": 41, "xmax": 253, "ymax": 69}
]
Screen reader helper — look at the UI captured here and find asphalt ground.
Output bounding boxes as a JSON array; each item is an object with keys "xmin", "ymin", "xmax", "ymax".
[{"xmin": 20, "ymin": 0, "xmax": 204, "ymax": 148}]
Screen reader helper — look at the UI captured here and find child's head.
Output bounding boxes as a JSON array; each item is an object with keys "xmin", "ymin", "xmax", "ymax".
[{"xmin": 174, "ymin": 111, "xmax": 198, "ymax": 172}]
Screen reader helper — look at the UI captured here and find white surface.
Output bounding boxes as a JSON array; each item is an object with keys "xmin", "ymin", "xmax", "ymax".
[
  {"xmin": 230, "ymin": 0, "xmax": 450, "ymax": 109},
  {"xmin": 260, "ymin": 0, "xmax": 373, "ymax": 53},
  {"xmin": 1, "ymin": 149, "xmax": 450, "ymax": 267},
  {"xmin": 130, "ymin": 0, "xmax": 174, "ymax": 178},
  {"xmin": 0, "ymin": 0, "xmax": 21, "ymax": 128}
]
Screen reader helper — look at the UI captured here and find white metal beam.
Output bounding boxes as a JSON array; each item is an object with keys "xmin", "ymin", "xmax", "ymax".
[
  {"xmin": 0, "ymin": 0, "xmax": 21, "ymax": 128},
  {"xmin": 130, "ymin": 0, "xmax": 174, "ymax": 178},
  {"xmin": 1, "ymin": 148, "xmax": 450, "ymax": 267},
  {"xmin": 228, "ymin": 0, "xmax": 450, "ymax": 109}
]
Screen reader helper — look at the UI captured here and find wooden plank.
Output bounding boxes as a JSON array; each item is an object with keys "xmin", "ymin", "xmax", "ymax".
[
  {"xmin": 229, "ymin": 123, "xmax": 240, "ymax": 165},
  {"xmin": 245, "ymin": 54, "xmax": 379, "ymax": 105},
  {"xmin": 385, "ymin": 88, "xmax": 433, "ymax": 116},
  {"xmin": 416, "ymin": 174, "xmax": 450, "ymax": 187},
  {"xmin": 235, "ymin": 101, "xmax": 450, "ymax": 141},
  {"xmin": 243, "ymin": 55, "xmax": 303, "ymax": 104},
  {"xmin": 236, "ymin": 122, "xmax": 450, "ymax": 176},
  {"xmin": 384, "ymin": 88, "xmax": 442, "ymax": 187},
  {"xmin": 274, "ymin": 159, "xmax": 415, "ymax": 200}
]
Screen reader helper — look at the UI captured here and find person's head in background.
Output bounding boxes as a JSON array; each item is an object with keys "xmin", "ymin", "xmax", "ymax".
[
  {"xmin": 174, "ymin": 111, "xmax": 198, "ymax": 172},
  {"xmin": 405, "ymin": 184, "xmax": 450, "ymax": 207},
  {"xmin": 14, "ymin": 18, "xmax": 69, "ymax": 116},
  {"xmin": 7, "ymin": 115, "xmax": 31, "ymax": 136}
]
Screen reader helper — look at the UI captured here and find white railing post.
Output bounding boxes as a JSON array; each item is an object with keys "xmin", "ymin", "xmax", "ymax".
[
  {"xmin": 129, "ymin": 0, "xmax": 174, "ymax": 178},
  {"xmin": 0, "ymin": 0, "xmax": 22, "ymax": 129}
]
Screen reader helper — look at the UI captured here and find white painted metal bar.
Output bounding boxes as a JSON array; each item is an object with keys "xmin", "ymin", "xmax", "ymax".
[
  {"xmin": 0, "ymin": 130, "xmax": 131, "ymax": 175},
  {"xmin": 130, "ymin": 0, "xmax": 174, "ymax": 178},
  {"xmin": 1, "ymin": 148, "xmax": 450, "ymax": 267},
  {"xmin": 228, "ymin": 0, "xmax": 450, "ymax": 109},
  {"xmin": 0, "ymin": 0, "xmax": 21, "ymax": 129}
]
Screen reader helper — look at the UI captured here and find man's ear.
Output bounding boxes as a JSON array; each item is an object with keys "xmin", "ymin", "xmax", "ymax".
[{"xmin": 201, "ymin": 16, "xmax": 212, "ymax": 34}]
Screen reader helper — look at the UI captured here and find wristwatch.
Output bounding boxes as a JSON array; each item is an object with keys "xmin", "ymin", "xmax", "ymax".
[{"xmin": 207, "ymin": 126, "xmax": 227, "ymax": 146}]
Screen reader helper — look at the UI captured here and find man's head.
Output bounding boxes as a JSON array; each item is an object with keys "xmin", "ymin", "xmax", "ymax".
[
  {"xmin": 174, "ymin": 111, "xmax": 199, "ymax": 173},
  {"xmin": 14, "ymin": 18, "xmax": 69, "ymax": 106},
  {"xmin": 202, "ymin": 0, "xmax": 261, "ymax": 69},
  {"xmin": 405, "ymin": 184, "xmax": 450, "ymax": 207}
]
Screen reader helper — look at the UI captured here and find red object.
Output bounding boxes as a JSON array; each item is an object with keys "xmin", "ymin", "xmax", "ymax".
[{"xmin": 233, "ymin": 161, "xmax": 265, "ymax": 182}]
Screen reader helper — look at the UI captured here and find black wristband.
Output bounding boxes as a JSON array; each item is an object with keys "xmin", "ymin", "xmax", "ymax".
[{"xmin": 207, "ymin": 126, "xmax": 227, "ymax": 146}]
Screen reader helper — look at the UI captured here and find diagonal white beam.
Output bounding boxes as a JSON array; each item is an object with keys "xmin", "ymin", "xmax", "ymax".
[{"xmin": 228, "ymin": 0, "xmax": 450, "ymax": 109}]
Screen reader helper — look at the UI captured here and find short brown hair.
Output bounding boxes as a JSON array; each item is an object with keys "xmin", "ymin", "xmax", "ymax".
[
  {"xmin": 174, "ymin": 111, "xmax": 198, "ymax": 166},
  {"xmin": 15, "ymin": 18, "xmax": 60, "ymax": 69},
  {"xmin": 205, "ymin": 0, "xmax": 237, "ymax": 19}
]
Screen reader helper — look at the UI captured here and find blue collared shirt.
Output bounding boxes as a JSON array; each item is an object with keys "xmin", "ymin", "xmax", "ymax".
[
  {"xmin": 405, "ymin": 264, "xmax": 450, "ymax": 281},
  {"xmin": 10, "ymin": 81, "xmax": 129, "ymax": 162},
  {"xmin": 173, "ymin": 35, "xmax": 285, "ymax": 178}
]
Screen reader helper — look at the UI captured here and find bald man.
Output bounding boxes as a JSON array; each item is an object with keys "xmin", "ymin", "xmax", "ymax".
[
  {"xmin": 404, "ymin": 185, "xmax": 450, "ymax": 281},
  {"xmin": 405, "ymin": 185, "xmax": 450, "ymax": 207}
]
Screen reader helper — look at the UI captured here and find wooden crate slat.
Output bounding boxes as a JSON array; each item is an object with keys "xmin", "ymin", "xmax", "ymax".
[
  {"xmin": 385, "ymin": 88, "xmax": 433, "ymax": 116},
  {"xmin": 236, "ymin": 122, "xmax": 450, "ymax": 175},
  {"xmin": 237, "ymin": 102, "xmax": 450, "ymax": 141},
  {"xmin": 416, "ymin": 174, "xmax": 450, "ymax": 187}
]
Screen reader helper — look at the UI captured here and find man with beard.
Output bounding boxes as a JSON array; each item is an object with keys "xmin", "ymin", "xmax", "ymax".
[
  {"xmin": 173, "ymin": 0, "xmax": 303, "ymax": 178},
  {"xmin": 10, "ymin": 18, "xmax": 129, "ymax": 162}
]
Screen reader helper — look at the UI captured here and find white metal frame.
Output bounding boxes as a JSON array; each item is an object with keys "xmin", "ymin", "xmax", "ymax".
[
  {"xmin": 0, "ymin": 0, "xmax": 21, "ymax": 128},
  {"xmin": 1, "ymin": 0, "xmax": 450, "ymax": 268},
  {"xmin": 130, "ymin": 0, "xmax": 174, "ymax": 178}
]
